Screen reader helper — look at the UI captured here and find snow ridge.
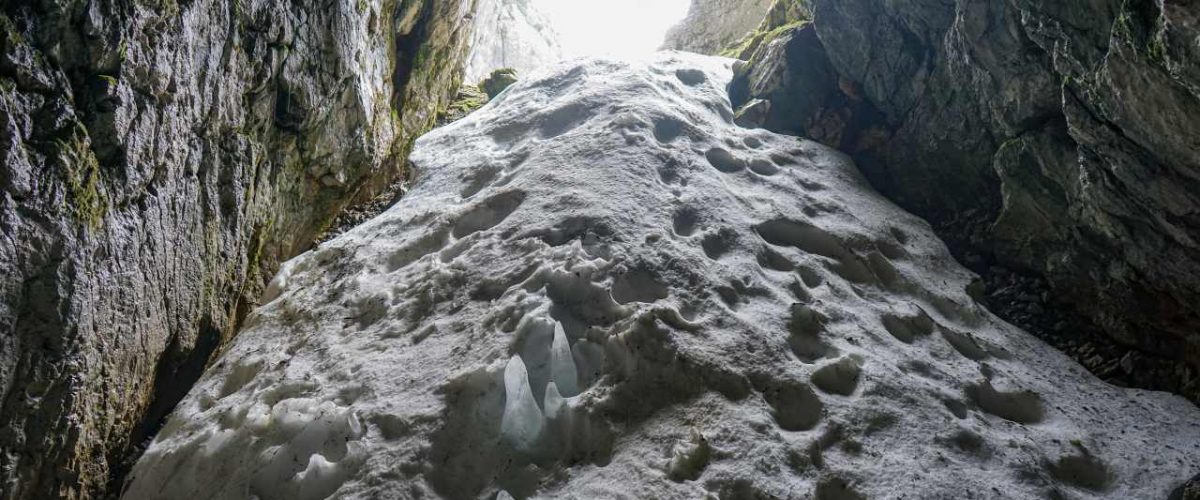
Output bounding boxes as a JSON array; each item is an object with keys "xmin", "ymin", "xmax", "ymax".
[{"xmin": 124, "ymin": 53, "xmax": 1200, "ymax": 499}]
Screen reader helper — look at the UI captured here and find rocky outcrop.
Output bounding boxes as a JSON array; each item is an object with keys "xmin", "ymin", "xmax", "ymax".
[
  {"xmin": 719, "ymin": 0, "xmax": 809, "ymax": 60},
  {"xmin": 479, "ymin": 68, "xmax": 519, "ymax": 99},
  {"xmin": 727, "ymin": 0, "xmax": 1200, "ymax": 395},
  {"xmin": 123, "ymin": 54, "xmax": 1200, "ymax": 500},
  {"xmin": 464, "ymin": 0, "xmax": 561, "ymax": 82},
  {"xmin": 662, "ymin": 0, "xmax": 774, "ymax": 55},
  {"xmin": 0, "ymin": 0, "xmax": 476, "ymax": 497}
]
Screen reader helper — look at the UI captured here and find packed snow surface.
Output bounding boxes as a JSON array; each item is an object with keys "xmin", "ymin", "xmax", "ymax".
[{"xmin": 124, "ymin": 54, "xmax": 1200, "ymax": 499}]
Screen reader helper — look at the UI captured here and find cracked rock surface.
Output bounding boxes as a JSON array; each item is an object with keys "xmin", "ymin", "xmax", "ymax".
[
  {"xmin": 0, "ymin": 0, "xmax": 474, "ymax": 496},
  {"xmin": 723, "ymin": 0, "xmax": 1200, "ymax": 398},
  {"xmin": 663, "ymin": 0, "xmax": 775, "ymax": 55}
]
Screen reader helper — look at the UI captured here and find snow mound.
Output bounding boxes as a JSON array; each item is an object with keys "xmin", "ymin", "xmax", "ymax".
[{"xmin": 123, "ymin": 53, "xmax": 1200, "ymax": 499}]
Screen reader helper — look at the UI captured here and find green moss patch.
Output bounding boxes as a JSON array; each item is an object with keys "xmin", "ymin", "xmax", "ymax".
[
  {"xmin": 720, "ymin": 0, "xmax": 810, "ymax": 60},
  {"xmin": 479, "ymin": 67, "xmax": 518, "ymax": 99},
  {"xmin": 54, "ymin": 128, "xmax": 109, "ymax": 229}
]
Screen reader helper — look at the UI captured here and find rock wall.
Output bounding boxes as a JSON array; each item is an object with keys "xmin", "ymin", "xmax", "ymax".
[
  {"xmin": 662, "ymin": 0, "xmax": 774, "ymax": 55},
  {"xmin": 464, "ymin": 0, "xmax": 562, "ymax": 82},
  {"xmin": 727, "ymin": 0, "xmax": 1200, "ymax": 392},
  {"xmin": 0, "ymin": 0, "xmax": 476, "ymax": 497}
]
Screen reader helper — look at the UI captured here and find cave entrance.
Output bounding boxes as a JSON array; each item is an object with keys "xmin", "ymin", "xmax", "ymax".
[
  {"xmin": 466, "ymin": 0, "xmax": 691, "ymax": 82},
  {"xmin": 534, "ymin": 0, "xmax": 689, "ymax": 59}
]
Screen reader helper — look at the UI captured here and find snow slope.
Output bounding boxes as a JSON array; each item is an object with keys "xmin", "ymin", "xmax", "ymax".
[{"xmin": 123, "ymin": 53, "xmax": 1200, "ymax": 499}]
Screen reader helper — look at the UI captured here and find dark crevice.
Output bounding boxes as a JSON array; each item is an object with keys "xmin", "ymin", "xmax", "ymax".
[
  {"xmin": 273, "ymin": 83, "xmax": 307, "ymax": 133},
  {"xmin": 1168, "ymin": 472, "xmax": 1200, "ymax": 500},
  {"xmin": 317, "ymin": 173, "xmax": 410, "ymax": 243},
  {"xmin": 392, "ymin": 1, "xmax": 436, "ymax": 113},
  {"xmin": 108, "ymin": 321, "xmax": 223, "ymax": 495},
  {"xmin": 313, "ymin": 1, "xmax": 442, "ymax": 244}
]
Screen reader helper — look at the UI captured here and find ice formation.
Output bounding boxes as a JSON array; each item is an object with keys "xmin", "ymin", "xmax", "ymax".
[
  {"xmin": 549, "ymin": 322, "xmax": 579, "ymax": 397},
  {"xmin": 123, "ymin": 53, "xmax": 1200, "ymax": 499},
  {"xmin": 501, "ymin": 355, "xmax": 544, "ymax": 450}
]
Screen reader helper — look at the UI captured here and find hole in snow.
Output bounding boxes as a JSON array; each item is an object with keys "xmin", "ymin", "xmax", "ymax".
[
  {"xmin": 672, "ymin": 207, "xmax": 699, "ymax": 237},
  {"xmin": 653, "ymin": 117, "xmax": 687, "ymax": 143},
  {"xmin": 611, "ymin": 268, "xmax": 669, "ymax": 304},
  {"xmin": 674, "ymin": 68, "xmax": 707, "ymax": 86},
  {"xmin": 705, "ymin": 147, "xmax": 745, "ymax": 173},
  {"xmin": 811, "ymin": 356, "xmax": 862, "ymax": 396},
  {"xmin": 815, "ymin": 476, "xmax": 866, "ymax": 500},
  {"xmin": 788, "ymin": 304, "xmax": 836, "ymax": 363},
  {"xmin": 761, "ymin": 378, "xmax": 823, "ymax": 431},
  {"xmin": 749, "ymin": 158, "xmax": 780, "ymax": 176},
  {"xmin": 701, "ymin": 228, "xmax": 737, "ymax": 260},
  {"xmin": 965, "ymin": 381, "xmax": 1045, "ymax": 424},
  {"xmin": 539, "ymin": 103, "xmax": 592, "ymax": 139},
  {"xmin": 452, "ymin": 190, "xmax": 526, "ymax": 239},
  {"xmin": 940, "ymin": 328, "xmax": 991, "ymax": 361},
  {"xmin": 1048, "ymin": 449, "xmax": 1114, "ymax": 491},
  {"xmin": 880, "ymin": 307, "xmax": 935, "ymax": 344}
]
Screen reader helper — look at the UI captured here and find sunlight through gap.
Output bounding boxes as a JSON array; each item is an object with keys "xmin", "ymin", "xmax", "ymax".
[{"xmin": 532, "ymin": 0, "xmax": 691, "ymax": 61}]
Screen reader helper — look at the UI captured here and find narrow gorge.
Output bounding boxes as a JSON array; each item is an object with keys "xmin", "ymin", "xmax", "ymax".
[{"xmin": 1, "ymin": 0, "xmax": 1197, "ymax": 499}]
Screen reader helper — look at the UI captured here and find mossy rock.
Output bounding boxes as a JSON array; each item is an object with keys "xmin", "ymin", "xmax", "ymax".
[
  {"xmin": 761, "ymin": 0, "xmax": 808, "ymax": 29},
  {"xmin": 720, "ymin": 0, "xmax": 810, "ymax": 60},
  {"xmin": 447, "ymin": 86, "xmax": 487, "ymax": 113},
  {"xmin": 438, "ymin": 85, "xmax": 489, "ymax": 125},
  {"xmin": 53, "ymin": 126, "xmax": 109, "ymax": 228},
  {"xmin": 721, "ymin": 20, "xmax": 808, "ymax": 60},
  {"xmin": 480, "ymin": 68, "xmax": 518, "ymax": 99}
]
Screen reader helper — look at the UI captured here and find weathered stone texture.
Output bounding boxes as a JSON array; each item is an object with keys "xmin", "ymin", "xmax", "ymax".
[
  {"xmin": 0, "ymin": 0, "xmax": 476, "ymax": 497},
  {"xmin": 662, "ymin": 0, "xmax": 775, "ymax": 55},
  {"xmin": 729, "ymin": 0, "xmax": 1200, "ymax": 382}
]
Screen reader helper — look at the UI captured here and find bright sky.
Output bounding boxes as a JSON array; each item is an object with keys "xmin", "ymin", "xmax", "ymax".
[{"xmin": 532, "ymin": 0, "xmax": 692, "ymax": 60}]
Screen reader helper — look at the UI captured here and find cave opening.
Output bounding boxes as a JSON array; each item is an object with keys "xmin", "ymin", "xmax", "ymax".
[
  {"xmin": 465, "ymin": 0, "xmax": 691, "ymax": 81},
  {"xmin": 532, "ymin": 0, "xmax": 690, "ymax": 60}
]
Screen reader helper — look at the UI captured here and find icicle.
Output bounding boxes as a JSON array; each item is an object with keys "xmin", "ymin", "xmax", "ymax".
[
  {"xmin": 500, "ymin": 355, "xmax": 543, "ymax": 450},
  {"xmin": 544, "ymin": 381, "xmax": 565, "ymax": 421},
  {"xmin": 550, "ymin": 321, "xmax": 580, "ymax": 396},
  {"xmin": 542, "ymin": 380, "xmax": 574, "ymax": 457}
]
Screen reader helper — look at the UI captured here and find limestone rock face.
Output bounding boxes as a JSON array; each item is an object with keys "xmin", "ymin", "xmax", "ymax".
[
  {"xmin": 464, "ymin": 0, "xmax": 562, "ymax": 82},
  {"xmin": 730, "ymin": 0, "xmax": 1200, "ymax": 385},
  {"xmin": 0, "ymin": 0, "xmax": 475, "ymax": 497},
  {"xmin": 126, "ymin": 54, "xmax": 1200, "ymax": 500},
  {"xmin": 662, "ymin": 0, "xmax": 775, "ymax": 55}
]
